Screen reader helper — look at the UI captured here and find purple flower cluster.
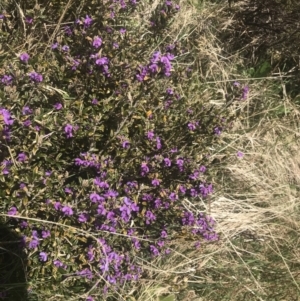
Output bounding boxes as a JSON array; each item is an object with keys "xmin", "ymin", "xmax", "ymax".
[
  {"xmin": 92, "ymin": 36, "xmax": 102, "ymax": 48},
  {"xmin": 29, "ymin": 71, "xmax": 43, "ymax": 83},
  {"xmin": 1, "ymin": 74, "xmax": 13, "ymax": 85},
  {"xmin": 233, "ymin": 81, "xmax": 250, "ymax": 100},
  {"xmin": 119, "ymin": 197, "xmax": 139, "ymax": 223},
  {"xmin": 77, "ymin": 239, "xmax": 142, "ymax": 285},
  {"xmin": 7, "ymin": 206, "xmax": 17, "ymax": 216},
  {"xmin": 2, "ymin": 159, "xmax": 12, "ymax": 175},
  {"xmin": 19, "ymin": 52, "xmax": 30, "ymax": 63},
  {"xmin": 0, "ymin": 108, "xmax": 14, "ymax": 125},
  {"xmin": 136, "ymin": 51, "xmax": 175, "ymax": 81},
  {"xmin": 90, "ymin": 54, "xmax": 110, "ymax": 77},
  {"xmin": 182, "ymin": 212, "xmax": 218, "ymax": 241},
  {"xmin": 74, "ymin": 152, "xmax": 101, "ymax": 169},
  {"xmin": 188, "ymin": 121, "xmax": 199, "ymax": 131},
  {"xmin": 28, "ymin": 230, "xmax": 40, "ymax": 249}
]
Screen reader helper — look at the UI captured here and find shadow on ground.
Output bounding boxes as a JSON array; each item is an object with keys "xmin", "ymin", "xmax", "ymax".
[{"xmin": 0, "ymin": 223, "xmax": 28, "ymax": 300}]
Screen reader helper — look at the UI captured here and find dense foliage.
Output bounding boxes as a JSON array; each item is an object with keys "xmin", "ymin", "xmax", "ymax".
[{"xmin": 0, "ymin": 0, "xmax": 246, "ymax": 300}]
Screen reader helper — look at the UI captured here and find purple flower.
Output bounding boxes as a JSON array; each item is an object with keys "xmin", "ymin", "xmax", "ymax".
[
  {"xmin": 51, "ymin": 42, "xmax": 59, "ymax": 49},
  {"xmin": 64, "ymin": 26, "xmax": 72, "ymax": 36},
  {"xmin": 161, "ymin": 230, "xmax": 168, "ymax": 238},
  {"xmin": 29, "ymin": 71, "xmax": 43, "ymax": 82},
  {"xmin": 61, "ymin": 205, "xmax": 73, "ymax": 216},
  {"xmin": 164, "ymin": 157, "xmax": 171, "ymax": 167},
  {"xmin": 94, "ymin": 179, "xmax": 109, "ymax": 189},
  {"xmin": 53, "ymin": 259, "xmax": 66, "ymax": 268},
  {"xmin": 157, "ymin": 240, "xmax": 164, "ymax": 248},
  {"xmin": 25, "ymin": 16, "xmax": 33, "ymax": 24},
  {"xmin": 199, "ymin": 165, "xmax": 206, "ymax": 173},
  {"xmin": 107, "ymin": 211, "xmax": 115, "ymax": 221},
  {"xmin": 54, "ymin": 202, "xmax": 61, "ymax": 210},
  {"xmin": 154, "ymin": 198, "xmax": 162, "ymax": 209},
  {"xmin": 42, "ymin": 230, "xmax": 50, "ymax": 239},
  {"xmin": 1, "ymin": 74, "xmax": 13, "ymax": 85},
  {"xmin": 86, "ymin": 297, "xmax": 94, "ymax": 301},
  {"xmin": 62, "ymin": 45, "xmax": 69, "ymax": 52},
  {"xmin": 188, "ymin": 121, "xmax": 198, "ymax": 131},
  {"xmin": 190, "ymin": 188, "xmax": 198, "ymax": 197},
  {"xmin": 147, "ymin": 130, "xmax": 155, "ymax": 140},
  {"xmin": 242, "ymin": 86, "xmax": 249, "ymax": 100},
  {"xmin": 151, "ymin": 51, "xmax": 161, "ymax": 64},
  {"xmin": 20, "ymin": 183, "xmax": 26, "ymax": 189},
  {"xmin": 71, "ymin": 59, "xmax": 80, "ymax": 70},
  {"xmin": 0, "ymin": 108, "xmax": 14, "ymax": 125},
  {"xmin": 83, "ymin": 15, "xmax": 92, "ymax": 27},
  {"xmin": 23, "ymin": 119, "xmax": 31, "ymax": 127},
  {"xmin": 129, "ymin": 201, "xmax": 138, "ymax": 212},
  {"xmin": 166, "ymin": 87, "xmax": 173, "ymax": 95},
  {"xmin": 105, "ymin": 189, "xmax": 118, "ymax": 198},
  {"xmin": 54, "ymin": 103, "xmax": 62, "ymax": 110},
  {"xmin": 17, "ymin": 153, "xmax": 27, "ymax": 162},
  {"xmin": 22, "ymin": 106, "xmax": 32, "ymax": 115},
  {"xmin": 93, "ymin": 36, "xmax": 102, "ymax": 48},
  {"xmin": 233, "ymin": 81, "xmax": 240, "ymax": 87},
  {"xmin": 141, "ymin": 162, "xmax": 150, "ymax": 176},
  {"xmin": 151, "ymin": 179, "xmax": 160, "ymax": 186},
  {"xmin": 182, "ymin": 211, "xmax": 195, "ymax": 226},
  {"xmin": 28, "ymin": 239, "xmax": 39, "ymax": 249},
  {"xmin": 199, "ymin": 183, "xmax": 213, "ymax": 197},
  {"xmin": 95, "ymin": 57, "xmax": 109, "ymax": 66},
  {"xmin": 20, "ymin": 221, "xmax": 28, "ymax": 228},
  {"xmin": 77, "ymin": 268, "xmax": 94, "ymax": 280},
  {"xmin": 90, "ymin": 192, "xmax": 102, "ymax": 203},
  {"xmin": 19, "ymin": 52, "xmax": 30, "ymax": 63},
  {"xmin": 176, "ymin": 158, "xmax": 184, "ymax": 170},
  {"xmin": 145, "ymin": 210, "xmax": 156, "ymax": 224},
  {"xmin": 148, "ymin": 63, "xmax": 158, "ymax": 73},
  {"xmin": 169, "ymin": 192, "xmax": 178, "ymax": 201},
  {"xmin": 64, "ymin": 187, "xmax": 72, "ymax": 194},
  {"xmin": 113, "ymin": 42, "xmax": 119, "ymax": 49},
  {"xmin": 237, "ymin": 151, "xmax": 244, "ymax": 158},
  {"xmin": 150, "ymin": 245, "xmax": 159, "ymax": 256},
  {"xmin": 136, "ymin": 65, "xmax": 148, "ymax": 82},
  {"xmin": 32, "ymin": 230, "xmax": 39, "ymax": 238},
  {"xmin": 64, "ymin": 124, "xmax": 73, "ymax": 138},
  {"xmin": 120, "ymin": 28, "xmax": 126, "ymax": 34},
  {"xmin": 92, "ymin": 98, "xmax": 98, "ymax": 105},
  {"xmin": 142, "ymin": 193, "xmax": 153, "ymax": 201},
  {"xmin": 78, "ymin": 213, "xmax": 89, "ymax": 223},
  {"xmin": 7, "ymin": 207, "xmax": 17, "ymax": 216},
  {"xmin": 39, "ymin": 252, "xmax": 48, "ymax": 262},
  {"xmin": 214, "ymin": 127, "xmax": 222, "ymax": 135},
  {"xmin": 122, "ymin": 140, "xmax": 130, "ymax": 149}
]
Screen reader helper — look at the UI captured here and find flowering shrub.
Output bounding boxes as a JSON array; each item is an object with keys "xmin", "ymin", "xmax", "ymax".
[{"xmin": 0, "ymin": 0, "xmax": 238, "ymax": 299}]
